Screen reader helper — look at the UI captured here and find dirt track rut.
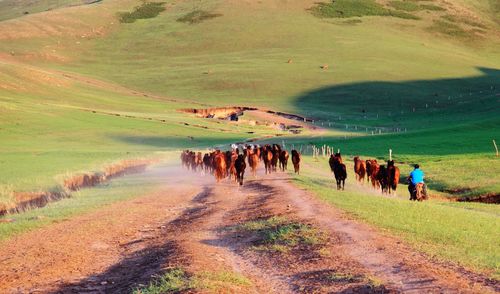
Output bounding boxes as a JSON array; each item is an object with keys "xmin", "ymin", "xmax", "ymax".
[{"xmin": 0, "ymin": 164, "xmax": 497, "ymax": 293}]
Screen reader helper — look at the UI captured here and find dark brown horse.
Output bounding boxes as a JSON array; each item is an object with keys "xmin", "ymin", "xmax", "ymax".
[
  {"xmin": 279, "ymin": 150, "xmax": 289, "ymax": 171},
  {"xmin": 387, "ymin": 160, "xmax": 400, "ymax": 194},
  {"xmin": 377, "ymin": 165, "xmax": 389, "ymax": 193},
  {"xmin": 203, "ymin": 153, "xmax": 213, "ymax": 173},
  {"xmin": 291, "ymin": 150, "xmax": 301, "ymax": 174},
  {"xmin": 270, "ymin": 144, "xmax": 281, "ymax": 172},
  {"xmin": 329, "ymin": 153, "xmax": 346, "ymax": 190},
  {"xmin": 235, "ymin": 154, "xmax": 246, "ymax": 186}
]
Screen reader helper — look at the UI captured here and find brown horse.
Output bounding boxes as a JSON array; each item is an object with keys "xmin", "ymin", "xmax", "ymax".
[
  {"xmin": 195, "ymin": 152, "xmax": 203, "ymax": 171},
  {"xmin": 263, "ymin": 146, "xmax": 273, "ymax": 174},
  {"xmin": 203, "ymin": 153, "xmax": 213, "ymax": 174},
  {"xmin": 365, "ymin": 159, "xmax": 377, "ymax": 183},
  {"xmin": 329, "ymin": 153, "xmax": 346, "ymax": 190},
  {"xmin": 291, "ymin": 150, "xmax": 301, "ymax": 174},
  {"xmin": 353, "ymin": 156, "xmax": 366, "ymax": 183},
  {"xmin": 377, "ymin": 165, "xmax": 389, "ymax": 194},
  {"xmin": 213, "ymin": 151, "xmax": 227, "ymax": 182},
  {"xmin": 235, "ymin": 154, "xmax": 246, "ymax": 186},
  {"xmin": 248, "ymin": 150, "xmax": 259, "ymax": 177},
  {"xmin": 229, "ymin": 150, "xmax": 238, "ymax": 182},
  {"xmin": 279, "ymin": 150, "xmax": 289, "ymax": 171},
  {"xmin": 369, "ymin": 161, "xmax": 380, "ymax": 189},
  {"xmin": 387, "ymin": 160, "xmax": 400, "ymax": 194},
  {"xmin": 271, "ymin": 144, "xmax": 281, "ymax": 172},
  {"xmin": 415, "ymin": 183, "xmax": 427, "ymax": 201}
]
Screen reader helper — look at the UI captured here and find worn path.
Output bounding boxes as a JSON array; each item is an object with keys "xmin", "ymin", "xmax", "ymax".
[{"xmin": 0, "ymin": 163, "xmax": 496, "ymax": 293}]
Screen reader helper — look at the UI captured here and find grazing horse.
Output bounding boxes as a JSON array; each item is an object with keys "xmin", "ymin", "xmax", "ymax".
[
  {"xmin": 353, "ymin": 156, "xmax": 366, "ymax": 183},
  {"xmin": 263, "ymin": 146, "xmax": 274, "ymax": 174},
  {"xmin": 279, "ymin": 150, "xmax": 289, "ymax": 171},
  {"xmin": 329, "ymin": 153, "xmax": 346, "ymax": 190},
  {"xmin": 213, "ymin": 151, "xmax": 227, "ymax": 182},
  {"xmin": 369, "ymin": 161, "xmax": 380, "ymax": 189},
  {"xmin": 235, "ymin": 154, "xmax": 246, "ymax": 186},
  {"xmin": 291, "ymin": 150, "xmax": 301, "ymax": 174},
  {"xmin": 387, "ymin": 160, "xmax": 400, "ymax": 194},
  {"xmin": 377, "ymin": 165, "xmax": 389, "ymax": 193}
]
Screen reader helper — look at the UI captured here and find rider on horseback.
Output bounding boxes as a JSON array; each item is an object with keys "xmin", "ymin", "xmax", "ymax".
[{"xmin": 407, "ymin": 164, "xmax": 427, "ymax": 200}]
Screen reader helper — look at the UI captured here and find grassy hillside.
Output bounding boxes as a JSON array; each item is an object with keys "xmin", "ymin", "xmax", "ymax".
[
  {"xmin": 0, "ymin": 58, "xmax": 278, "ymax": 205},
  {"xmin": 0, "ymin": 0, "xmax": 498, "ymax": 202}
]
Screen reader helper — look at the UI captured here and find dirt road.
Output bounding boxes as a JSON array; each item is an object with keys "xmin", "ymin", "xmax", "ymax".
[{"xmin": 0, "ymin": 163, "xmax": 496, "ymax": 293}]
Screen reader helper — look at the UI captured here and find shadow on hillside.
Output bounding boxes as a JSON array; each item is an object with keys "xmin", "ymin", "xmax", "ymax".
[
  {"xmin": 293, "ymin": 67, "xmax": 499, "ymax": 125},
  {"xmin": 285, "ymin": 67, "xmax": 500, "ymax": 156}
]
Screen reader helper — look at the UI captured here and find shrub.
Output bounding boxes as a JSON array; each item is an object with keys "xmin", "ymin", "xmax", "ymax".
[
  {"xmin": 119, "ymin": 2, "xmax": 165, "ymax": 24},
  {"xmin": 176, "ymin": 10, "xmax": 222, "ymax": 24}
]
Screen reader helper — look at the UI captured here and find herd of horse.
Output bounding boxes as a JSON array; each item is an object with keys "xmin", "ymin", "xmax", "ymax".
[
  {"xmin": 180, "ymin": 144, "xmax": 301, "ymax": 186},
  {"xmin": 181, "ymin": 145, "xmax": 418, "ymax": 200},
  {"xmin": 351, "ymin": 156, "xmax": 401, "ymax": 195}
]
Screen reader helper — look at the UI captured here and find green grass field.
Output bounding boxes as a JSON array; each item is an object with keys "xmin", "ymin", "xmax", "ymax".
[
  {"xmin": 0, "ymin": 0, "xmax": 498, "ymax": 277},
  {"xmin": 293, "ymin": 156, "xmax": 500, "ymax": 278}
]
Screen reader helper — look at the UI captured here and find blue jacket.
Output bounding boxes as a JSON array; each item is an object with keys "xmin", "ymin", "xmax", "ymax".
[{"xmin": 410, "ymin": 169, "xmax": 424, "ymax": 185}]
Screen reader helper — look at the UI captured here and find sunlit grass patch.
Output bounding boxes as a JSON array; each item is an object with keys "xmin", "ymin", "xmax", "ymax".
[
  {"xmin": 235, "ymin": 217, "xmax": 327, "ymax": 253},
  {"xmin": 310, "ymin": 0, "xmax": 420, "ymax": 20},
  {"xmin": 133, "ymin": 268, "xmax": 192, "ymax": 294},
  {"xmin": 133, "ymin": 268, "xmax": 251, "ymax": 293},
  {"xmin": 193, "ymin": 271, "xmax": 252, "ymax": 291},
  {"xmin": 388, "ymin": 1, "xmax": 421, "ymax": 12}
]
